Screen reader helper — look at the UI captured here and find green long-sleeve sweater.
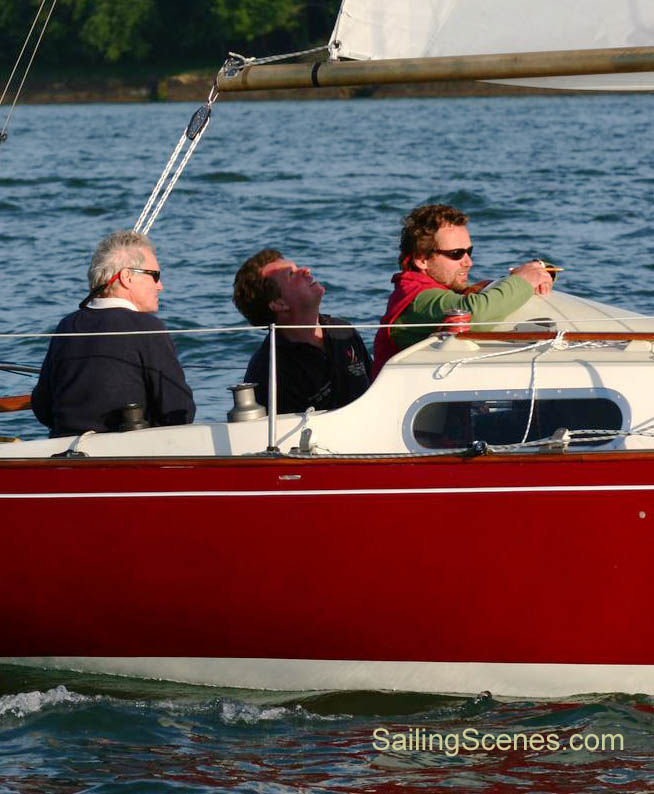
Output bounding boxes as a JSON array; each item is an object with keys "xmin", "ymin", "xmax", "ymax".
[{"xmin": 390, "ymin": 274, "xmax": 534, "ymax": 351}]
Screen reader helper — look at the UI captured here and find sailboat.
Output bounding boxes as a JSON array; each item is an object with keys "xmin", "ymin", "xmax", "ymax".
[{"xmin": 2, "ymin": 0, "xmax": 654, "ymax": 698}]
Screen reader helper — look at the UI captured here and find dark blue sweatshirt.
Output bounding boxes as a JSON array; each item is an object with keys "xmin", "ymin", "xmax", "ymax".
[{"xmin": 32, "ymin": 307, "xmax": 195, "ymax": 437}]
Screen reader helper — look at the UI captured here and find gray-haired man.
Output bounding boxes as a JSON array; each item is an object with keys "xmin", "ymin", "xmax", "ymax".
[{"xmin": 32, "ymin": 230, "xmax": 195, "ymax": 437}]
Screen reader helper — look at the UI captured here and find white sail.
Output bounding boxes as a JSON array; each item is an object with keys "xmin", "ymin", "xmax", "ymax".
[{"xmin": 329, "ymin": 0, "xmax": 654, "ymax": 90}]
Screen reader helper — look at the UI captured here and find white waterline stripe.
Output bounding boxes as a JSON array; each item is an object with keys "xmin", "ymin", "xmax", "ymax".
[
  {"xmin": 5, "ymin": 657, "xmax": 654, "ymax": 697},
  {"xmin": 2, "ymin": 484, "xmax": 654, "ymax": 499}
]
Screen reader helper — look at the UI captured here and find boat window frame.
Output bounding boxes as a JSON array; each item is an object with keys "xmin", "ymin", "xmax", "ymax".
[{"xmin": 402, "ymin": 387, "xmax": 630, "ymax": 452}]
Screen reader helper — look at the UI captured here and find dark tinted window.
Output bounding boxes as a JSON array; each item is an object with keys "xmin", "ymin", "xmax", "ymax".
[{"xmin": 413, "ymin": 398, "xmax": 623, "ymax": 449}]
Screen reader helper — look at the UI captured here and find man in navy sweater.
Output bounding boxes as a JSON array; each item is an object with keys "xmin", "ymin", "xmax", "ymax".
[{"xmin": 32, "ymin": 230, "xmax": 195, "ymax": 437}]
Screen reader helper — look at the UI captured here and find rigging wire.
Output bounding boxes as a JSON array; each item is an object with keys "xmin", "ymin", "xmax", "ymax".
[
  {"xmin": 133, "ymin": 44, "xmax": 328, "ymax": 233},
  {"xmin": 0, "ymin": 0, "xmax": 48, "ymax": 108},
  {"xmin": 0, "ymin": 0, "xmax": 58, "ymax": 145},
  {"xmin": 133, "ymin": 86, "xmax": 217, "ymax": 235},
  {"xmin": 224, "ymin": 44, "xmax": 329, "ymax": 70}
]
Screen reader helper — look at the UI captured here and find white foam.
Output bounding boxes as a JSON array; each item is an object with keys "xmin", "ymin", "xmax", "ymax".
[
  {"xmin": 217, "ymin": 699, "xmax": 344, "ymax": 724},
  {"xmin": 0, "ymin": 685, "xmax": 90, "ymax": 719},
  {"xmin": 220, "ymin": 700, "xmax": 292, "ymax": 724}
]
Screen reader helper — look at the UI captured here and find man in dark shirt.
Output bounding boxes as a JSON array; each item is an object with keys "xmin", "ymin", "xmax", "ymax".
[
  {"xmin": 32, "ymin": 230, "xmax": 195, "ymax": 437},
  {"xmin": 233, "ymin": 248, "xmax": 371, "ymax": 414}
]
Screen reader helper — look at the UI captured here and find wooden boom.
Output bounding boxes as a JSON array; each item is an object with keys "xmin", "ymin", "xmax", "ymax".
[
  {"xmin": 0, "ymin": 394, "xmax": 31, "ymax": 412},
  {"xmin": 217, "ymin": 46, "xmax": 654, "ymax": 92}
]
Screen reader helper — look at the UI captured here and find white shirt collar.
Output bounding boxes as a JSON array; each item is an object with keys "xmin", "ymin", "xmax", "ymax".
[{"xmin": 86, "ymin": 297, "xmax": 139, "ymax": 311}]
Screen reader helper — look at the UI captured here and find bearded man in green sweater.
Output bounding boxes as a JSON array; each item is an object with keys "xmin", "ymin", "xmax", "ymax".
[{"xmin": 372, "ymin": 204, "xmax": 553, "ymax": 378}]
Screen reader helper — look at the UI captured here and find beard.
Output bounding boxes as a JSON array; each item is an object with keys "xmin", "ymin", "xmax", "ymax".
[{"xmin": 451, "ymin": 272, "xmax": 470, "ymax": 292}]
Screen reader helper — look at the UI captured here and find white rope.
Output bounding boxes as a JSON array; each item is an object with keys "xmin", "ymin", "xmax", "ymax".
[
  {"xmin": 285, "ymin": 447, "xmax": 471, "ymax": 459},
  {"xmin": 434, "ymin": 338, "xmax": 556, "ymax": 379},
  {"xmin": 133, "ymin": 89, "xmax": 216, "ymax": 235},
  {"xmin": 489, "ymin": 424, "xmax": 654, "ymax": 453},
  {"xmin": 520, "ymin": 350, "xmax": 541, "ymax": 444},
  {"xmin": 133, "ymin": 132, "xmax": 187, "ymax": 233},
  {"xmin": 141, "ymin": 121, "xmax": 210, "ymax": 235},
  {"xmin": 428, "ymin": 329, "xmax": 613, "ymax": 444},
  {"xmin": 0, "ymin": 0, "xmax": 57, "ymax": 142},
  {"xmin": 520, "ymin": 330, "xmax": 568, "ymax": 443},
  {"xmin": 518, "ymin": 336, "xmax": 612, "ymax": 445},
  {"xmin": 281, "ymin": 422, "xmax": 654, "ymax": 457},
  {"xmin": 433, "ymin": 332, "xmax": 621, "ymax": 382},
  {"xmin": 226, "ymin": 45, "xmax": 328, "ymax": 68},
  {"xmin": 569, "ymin": 427, "xmax": 654, "ymax": 439}
]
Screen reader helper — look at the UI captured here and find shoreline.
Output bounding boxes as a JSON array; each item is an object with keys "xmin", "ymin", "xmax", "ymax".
[{"xmin": 15, "ymin": 67, "xmax": 591, "ymax": 104}]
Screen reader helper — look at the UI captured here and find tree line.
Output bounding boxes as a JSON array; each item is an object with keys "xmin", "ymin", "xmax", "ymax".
[{"xmin": 0, "ymin": 0, "xmax": 342, "ymax": 67}]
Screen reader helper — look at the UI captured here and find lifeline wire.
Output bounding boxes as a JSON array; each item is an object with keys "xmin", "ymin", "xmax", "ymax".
[
  {"xmin": 2, "ymin": 317, "xmax": 653, "ymax": 339},
  {"xmin": 0, "ymin": 0, "xmax": 57, "ymax": 144}
]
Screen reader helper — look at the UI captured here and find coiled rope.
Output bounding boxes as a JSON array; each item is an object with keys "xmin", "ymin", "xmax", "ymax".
[{"xmin": 0, "ymin": 0, "xmax": 57, "ymax": 146}]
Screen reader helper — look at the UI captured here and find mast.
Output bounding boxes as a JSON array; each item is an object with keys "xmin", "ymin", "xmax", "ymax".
[{"xmin": 218, "ymin": 46, "xmax": 654, "ymax": 93}]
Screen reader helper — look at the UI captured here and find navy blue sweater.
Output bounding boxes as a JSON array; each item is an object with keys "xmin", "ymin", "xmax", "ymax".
[
  {"xmin": 32, "ymin": 308, "xmax": 195, "ymax": 437},
  {"xmin": 245, "ymin": 314, "xmax": 371, "ymax": 414}
]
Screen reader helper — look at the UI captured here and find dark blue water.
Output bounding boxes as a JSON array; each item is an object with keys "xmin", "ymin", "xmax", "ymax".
[
  {"xmin": 1, "ymin": 95, "xmax": 653, "ymax": 439},
  {"xmin": 1, "ymin": 95, "xmax": 654, "ymax": 789},
  {"xmin": 1, "ymin": 665, "xmax": 653, "ymax": 793}
]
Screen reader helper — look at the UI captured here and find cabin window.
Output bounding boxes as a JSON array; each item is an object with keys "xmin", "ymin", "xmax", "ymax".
[{"xmin": 412, "ymin": 397, "xmax": 623, "ymax": 449}]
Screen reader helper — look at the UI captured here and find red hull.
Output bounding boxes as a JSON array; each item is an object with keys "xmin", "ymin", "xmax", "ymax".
[{"xmin": 1, "ymin": 452, "xmax": 652, "ymax": 665}]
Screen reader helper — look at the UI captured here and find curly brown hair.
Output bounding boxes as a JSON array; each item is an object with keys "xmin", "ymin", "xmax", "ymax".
[
  {"xmin": 399, "ymin": 204, "xmax": 469, "ymax": 268},
  {"xmin": 233, "ymin": 248, "xmax": 284, "ymax": 326}
]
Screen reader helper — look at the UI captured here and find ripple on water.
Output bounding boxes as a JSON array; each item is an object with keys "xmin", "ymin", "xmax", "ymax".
[{"xmin": 194, "ymin": 171, "xmax": 252, "ymax": 183}]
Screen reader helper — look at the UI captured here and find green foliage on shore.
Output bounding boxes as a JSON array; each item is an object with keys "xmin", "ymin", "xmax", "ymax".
[{"xmin": 0, "ymin": 0, "xmax": 342, "ymax": 66}]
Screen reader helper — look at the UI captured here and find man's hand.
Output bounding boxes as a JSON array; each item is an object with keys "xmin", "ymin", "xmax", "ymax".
[{"xmin": 511, "ymin": 261, "xmax": 553, "ymax": 296}]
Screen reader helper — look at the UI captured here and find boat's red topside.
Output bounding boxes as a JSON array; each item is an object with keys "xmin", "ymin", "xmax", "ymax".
[{"xmin": 2, "ymin": 451, "xmax": 651, "ymax": 664}]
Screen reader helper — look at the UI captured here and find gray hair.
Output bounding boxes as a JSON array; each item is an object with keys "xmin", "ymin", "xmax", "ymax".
[{"xmin": 87, "ymin": 230, "xmax": 156, "ymax": 292}]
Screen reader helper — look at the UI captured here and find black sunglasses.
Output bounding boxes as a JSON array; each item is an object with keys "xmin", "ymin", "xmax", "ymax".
[
  {"xmin": 130, "ymin": 268, "xmax": 161, "ymax": 283},
  {"xmin": 433, "ymin": 246, "xmax": 473, "ymax": 261}
]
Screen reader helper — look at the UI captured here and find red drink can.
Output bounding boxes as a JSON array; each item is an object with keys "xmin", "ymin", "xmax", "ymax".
[{"xmin": 441, "ymin": 309, "xmax": 471, "ymax": 334}]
